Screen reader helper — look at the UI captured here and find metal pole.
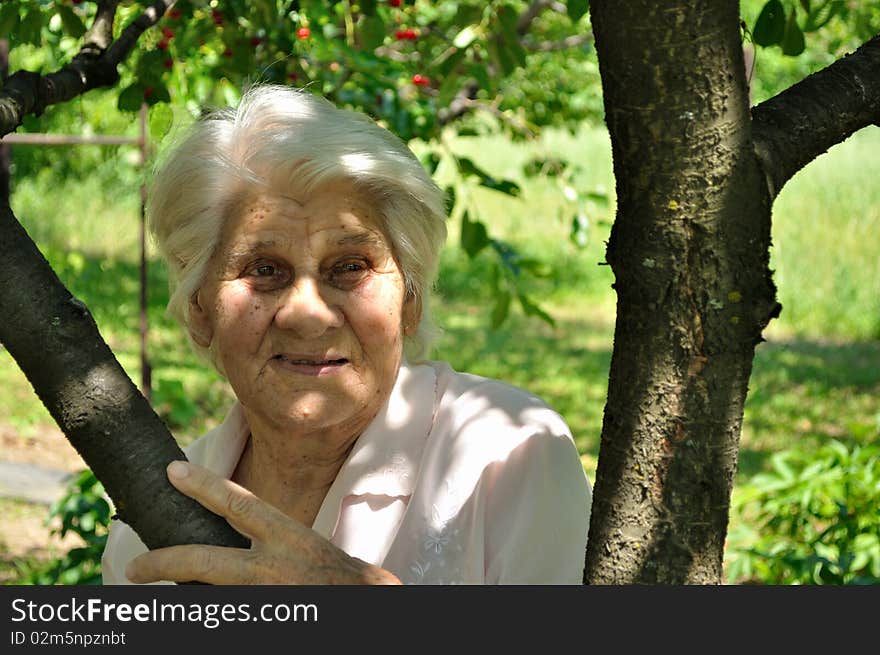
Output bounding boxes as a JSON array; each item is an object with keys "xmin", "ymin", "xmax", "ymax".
[
  {"xmin": 0, "ymin": 134, "xmax": 139, "ymax": 146},
  {"xmin": 138, "ymin": 104, "xmax": 151, "ymax": 400}
]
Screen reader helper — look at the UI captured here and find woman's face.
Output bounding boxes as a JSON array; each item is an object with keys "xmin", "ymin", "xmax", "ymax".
[{"xmin": 191, "ymin": 180, "xmax": 417, "ymax": 441}]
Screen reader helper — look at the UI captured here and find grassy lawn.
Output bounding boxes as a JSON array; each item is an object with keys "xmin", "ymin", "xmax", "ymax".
[{"xmin": 2, "ymin": 123, "xmax": 877, "ymax": 584}]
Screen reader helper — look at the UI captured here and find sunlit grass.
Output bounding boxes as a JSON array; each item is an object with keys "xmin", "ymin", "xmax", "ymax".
[{"xmin": 766, "ymin": 126, "xmax": 880, "ymax": 341}]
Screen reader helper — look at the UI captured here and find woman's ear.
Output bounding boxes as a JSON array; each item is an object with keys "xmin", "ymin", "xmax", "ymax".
[{"xmin": 188, "ymin": 289, "xmax": 214, "ymax": 347}]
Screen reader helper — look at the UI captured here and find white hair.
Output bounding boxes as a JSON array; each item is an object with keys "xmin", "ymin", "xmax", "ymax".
[{"xmin": 147, "ymin": 85, "xmax": 448, "ymax": 364}]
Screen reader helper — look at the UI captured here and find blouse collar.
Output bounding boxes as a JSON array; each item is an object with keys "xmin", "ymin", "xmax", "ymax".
[{"xmin": 190, "ymin": 361, "xmax": 439, "ymax": 533}]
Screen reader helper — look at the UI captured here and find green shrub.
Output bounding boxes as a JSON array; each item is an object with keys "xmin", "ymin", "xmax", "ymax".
[
  {"xmin": 20, "ymin": 470, "xmax": 110, "ymax": 585},
  {"xmin": 727, "ymin": 439, "xmax": 880, "ymax": 585}
]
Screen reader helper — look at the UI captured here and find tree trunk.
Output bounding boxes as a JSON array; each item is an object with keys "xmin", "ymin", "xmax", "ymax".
[
  {"xmin": 0, "ymin": 202, "xmax": 248, "ymax": 554},
  {"xmin": 0, "ymin": 40, "xmax": 10, "ymax": 204},
  {"xmin": 583, "ymin": 0, "xmax": 780, "ymax": 583}
]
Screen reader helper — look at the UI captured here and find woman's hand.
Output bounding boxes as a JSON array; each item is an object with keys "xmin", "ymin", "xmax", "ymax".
[{"xmin": 125, "ymin": 461, "xmax": 401, "ymax": 585}]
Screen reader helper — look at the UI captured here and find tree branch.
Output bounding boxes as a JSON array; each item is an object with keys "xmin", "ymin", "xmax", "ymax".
[
  {"xmin": 82, "ymin": 1, "xmax": 121, "ymax": 54},
  {"xmin": 751, "ymin": 34, "xmax": 880, "ymax": 198},
  {"xmin": 0, "ymin": 201, "xmax": 248, "ymax": 556},
  {"xmin": 104, "ymin": 0, "xmax": 175, "ymax": 67},
  {"xmin": 0, "ymin": 0, "xmax": 173, "ymax": 138},
  {"xmin": 437, "ymin": 79, "xmax": 480, "ymax": 125}
]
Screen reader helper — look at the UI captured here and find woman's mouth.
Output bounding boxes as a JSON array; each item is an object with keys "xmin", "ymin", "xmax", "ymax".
[{"xmin": 271, "ymin": 354, "xmax": 349, "ymax": 376}]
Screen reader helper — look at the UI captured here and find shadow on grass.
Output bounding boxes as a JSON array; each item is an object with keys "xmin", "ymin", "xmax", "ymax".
[{"xmin": 737, "ymin": 338, "xmax": 880, "ymax": 478}]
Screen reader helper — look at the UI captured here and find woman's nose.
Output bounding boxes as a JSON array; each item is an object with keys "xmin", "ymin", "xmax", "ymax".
[{"xmin": 274, "ymin": 277, "xmax": 344, "ymax": 338}]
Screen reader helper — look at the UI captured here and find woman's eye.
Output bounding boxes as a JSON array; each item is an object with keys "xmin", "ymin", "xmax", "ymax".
[
  {"xmin": 329, "ymin": 259, "xmax": 369, "ymax": 286},
  {"xmin": 244, "ymin": 262, "xmax": 289, "ymax": 288}
]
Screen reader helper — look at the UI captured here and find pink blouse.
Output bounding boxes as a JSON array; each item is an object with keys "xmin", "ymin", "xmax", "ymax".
[{"xmin": 101, "ymin": 361, "xmax": 592, "ymax": 584}]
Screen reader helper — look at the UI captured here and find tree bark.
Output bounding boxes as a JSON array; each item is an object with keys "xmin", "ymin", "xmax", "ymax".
[
  {"xmin": 0, "ymin": 39, "xmax": 10, "ymax": 204},
  {"xmin": 0, "ymin": 214, "xmax": 247, "ymax": 552},
  {"xmin": 584, "ymin": 0, "xmax": 779, "ymax": 583},
  {"xmin": 751, "ymin": 34, "xmax": 880, "ymax": 198},
  {"xmin": 0, "ymin": 1, "xmax": 245, "ymax": 562}
]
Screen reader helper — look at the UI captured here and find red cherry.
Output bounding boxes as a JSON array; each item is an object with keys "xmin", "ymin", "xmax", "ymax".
[
  {"xmin": 162, "ymin": 28, "xmax": 174, "ymax": 40},
  {"xmin": 329, "ymin": 61, "xmax": 340, "ymax": 72},
  {"xmin": 412, "ymin": 73, "xmax": 429, "ymax": 86},
  {"xmin": 167, "ymin": 9, "xmax": 182, "ymax": 19},
  {"xmin": 297, "ymin": 27, "xmax": 311, "ymax": 39},
  {"xmin": 144, "ymin": 86, "xmax": 155, "ymax": 99},
  {"xmin": 222, "ymin": 47, "xmax": 234, "ymax": 58},
  {"xmin": 250, "ymin": 36, "xmax": 263, "ymax": 47},
  {"xmin": 287, "ymin": 72, "xmax": 299, "ymax": 81},
  {"xmin": 163, "ymin": 58, "xmax": 174, "ymax": 70},
  {"xmin": 72, "ymin": 0, "xmax": 84, "ymax": 4},
  {"xmin": 211, "ymin": 9, "xmax": 224, "ymax": 25},
  {"xmin": 389, "ymin": 0, "xmax": 402, "ymax": 6},
  {"xmin": 395, "ymin": 29, "xmax": 417, "ymax": 41},
  {"xmin": 156, "ymin": 39, "xmax": 169, "ymax": 51}
]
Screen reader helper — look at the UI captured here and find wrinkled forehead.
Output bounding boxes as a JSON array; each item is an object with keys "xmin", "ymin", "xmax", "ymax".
[{"xmin": 219, "ymin": 180, "xmax": 393, "ymax": 250}]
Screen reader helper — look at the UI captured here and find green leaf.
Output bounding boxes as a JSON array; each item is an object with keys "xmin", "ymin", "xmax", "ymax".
[
  {"xmin": 461, "ymin": 212, "xmax": 490, "ymax": 258},
  {"xmin": 799, "ymin": 0, "xmax": 811, "ymax": 13},
  {"xmin": 444, "ymin": 186, "xmax": 456, "ymax": 213},
  {"xmin": 457, "ymin": 157, "xmax": 521, "ymax": 196},
  {"xmin": 586, "ymin": 190, "xmax": 610, "ymax": 206},
  {"xmin": 487, "ymin": 36, "xmax": 516, "ymax": 77},
  {"xmin": 491, "ymin": 289, "xmax": 511, "ymax": 328},
  {"xmin": 0, "ymin": 3, "xmax": 20, "ymax": 38},
  {"xmin": 437, "ymin": 69, "xmax": 463, "ymax": 107},
  {"xmin": 781, "ymin": 10, "xmax": 805, "ymax": 56},
  {"xmin": 752, "ymin": 0, "xmax": 786, "ymax": 46},
  {"xmin": 468, "ymin": 60, "xmax": 492, "ymax": 95},
  {"xmin": 518, "ymin": 258, "xmax": 552, "ymax": 278},
  {"xmin": 803, "ymin": 1, "xmax": 844, "ymax": 32},
  {"xmin": 518, "ymin": 293, "xmax": 556, "ymax": 327},
  {"xmin": 117, "ymin": 84, "xmax": 145, "ymax": 112},
  {"xmin": 454, "ymin": 4, "xmax": 484, "ymax": 28},
  {"xmin": 57, "ymin": 5, "xmax": 87, "ymax": 39},
  {"xmin": 437, "ymin": 47, "xmax": 466, "ymax": 77},
  {"xmin": 19, "ymin": 7, "xmax": 44, "ymax": 46},
  {"xmin": 483, "ymin": 178, "xmax": 521, "ymax": 196},
  {"xmin": 149, "ymin": 103, "xmax": 174, "ymax": 141},
  {"xmin": 359, "ymin": 15, "xmax": 386, "ymax": 50},
  {"xmin": 567, "ymin": 0, "xmax": 590, "ymax": 23},
  {"xmin": 497, "ymin": 5, "xmax": 527, "ymax": 69},
  {"xmin": 420, "ymin": 151, "xmax": 441, "ymax": 175},
  {"xmin": 145, "ymin": 84, "xmax": 171, "ymax": 106},
  {"xmin": 360, "ymin": 0, "xmax": 378, "ymax": 16}
]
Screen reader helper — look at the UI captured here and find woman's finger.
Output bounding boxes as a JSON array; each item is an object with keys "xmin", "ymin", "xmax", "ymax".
[
  {"xmin": 165, "ymin": 461, "xmax": 285, "ymax": 542},
  {"xmin": 125, "ymin": 544, "xmax": 257, "ymax": 585}
]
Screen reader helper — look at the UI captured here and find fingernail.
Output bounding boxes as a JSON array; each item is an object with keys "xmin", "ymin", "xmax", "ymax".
[{"xmin": 167, "ymin": 460, "xmax": 189, "ymax": 479}]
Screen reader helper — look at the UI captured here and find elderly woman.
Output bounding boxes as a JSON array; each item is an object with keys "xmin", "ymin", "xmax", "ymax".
[{"xmin": 101, "ymin": 85, "xmax": 591, "ymax": 585}]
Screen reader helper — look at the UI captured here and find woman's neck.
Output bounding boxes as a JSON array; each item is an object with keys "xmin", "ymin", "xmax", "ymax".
[{"xmin": 231, "ymin": 416, "xmax": 360, "ymax": 528}]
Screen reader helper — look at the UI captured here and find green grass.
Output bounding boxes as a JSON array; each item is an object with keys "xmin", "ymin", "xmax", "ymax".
[
  {"xmin": 766, "ymin": 126, "xmax": 880, "ymax": 341},
  {"xmin": 2, "ymin": 121, "xmax": 878, "ymax": 583}
]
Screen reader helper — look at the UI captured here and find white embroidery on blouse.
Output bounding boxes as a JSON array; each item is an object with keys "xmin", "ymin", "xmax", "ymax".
[{"xmin": 405, "ymin": 475, "xmax": 466, "ymax": 584}]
